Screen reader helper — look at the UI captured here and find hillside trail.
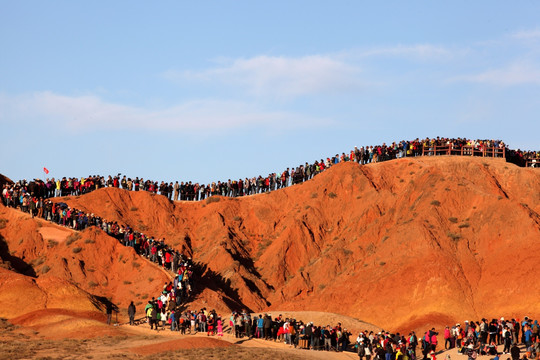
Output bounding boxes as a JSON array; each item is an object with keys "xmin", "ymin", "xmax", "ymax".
[{"xmin": 15, "ymin": 203, "xmax": 177, "ymax": 282}]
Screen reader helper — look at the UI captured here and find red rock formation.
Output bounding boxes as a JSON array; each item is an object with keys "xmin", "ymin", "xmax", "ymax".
[{"xmin": 1, "ymin": 156, "xmax": 539, "ymax": 332}]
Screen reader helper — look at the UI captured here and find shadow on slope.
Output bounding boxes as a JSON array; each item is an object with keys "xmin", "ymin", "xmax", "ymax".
[{"xmin": 0, "ymin": 234, "xmax": 37, "ymax": 277}]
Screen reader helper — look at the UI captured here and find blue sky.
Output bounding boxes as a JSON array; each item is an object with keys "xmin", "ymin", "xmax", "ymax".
[{"xmin": 1, "ymin": 1, "xmax": 539, "ymax": 184}]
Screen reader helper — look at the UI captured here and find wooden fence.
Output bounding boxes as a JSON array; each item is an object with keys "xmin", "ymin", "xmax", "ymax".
[{"xmin": 421, "ymin": 145, "xmax": 506, "ymax": 158}]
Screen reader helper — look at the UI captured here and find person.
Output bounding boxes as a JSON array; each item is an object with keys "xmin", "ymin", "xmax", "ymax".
[
  {"xmin": 313, "ymin": 326, "xmax": 321, "ymax": 350},
  {"xmin": 106, "ymin": 301, "xmax": 114, "ymax": 325},
  {"xmin": 423, "ymin": 331, "xmax": 431, "ymax": 360},
  {"xmin": 510, "ymin": 342, "xmax": 520, "ymax": 360},
  {"xmin": 524, "ymin": 325, "xmax": 533, "ymax": 349},
  {"xmin": 430, "ymin": 329, "xmax": 438, "ymax": 352},
  {"xmin": 207, "ymin": 314, "xmax": 215, "ymax": 336},
  {"xmin": 217, "ymin": 317, "xmax": 223, "ymax": 337},
  {"xmin": 503, "ymin": 326, "xmax": 512, "ymax": 354},
  {"xmin": 410, "ymin": 331, "xmax": 418, "ymax": 357},
  {"xmin": 263, "ymin": 314, "xmax": 272, "ymax": 340},
  {"xmin": 444, "ymin": 326, "xmax": 452, "ymax": 349},
  {"xmin": 150, "ymin": 306, "xmax": 160, "ymax": 331},
  {"xmin": 128, "ymin": 301, "xmax": 136, "ymax": 326},
  {"xmin": 324, "ymin": 325, "xmax": 332, "ymax": 351},
  {"xmin": 467, "ymin": 343, "xmax": 479, "ymax": 360},
  {"xmin": 256, "ymin": 315, "xmax": 264, "ymax": 338},
  {"xmin": 358, "ymin": 339, "xmax": 366, "ymax": 360}
]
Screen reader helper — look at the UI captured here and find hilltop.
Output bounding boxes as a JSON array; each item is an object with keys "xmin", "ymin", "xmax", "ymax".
[{"xmin": 1, "ymin": 156, "xmax": 539, "ymax": 333}]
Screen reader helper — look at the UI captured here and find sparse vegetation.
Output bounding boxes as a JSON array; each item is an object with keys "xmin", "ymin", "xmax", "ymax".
[
  {"xmin": 365, "ymin": 243, "xmax": 376, "ymax": 255},
  {"xmin": 0, "ymin": 218, "xmax": 8, "ymax": 229},
  {"xmin": 132, "ymin": 262, "xmax": 141, "ymax": 269},
  {"xmin": 379, "ymin": 261, "xmax": 386, "ymax": 266},
  {"xmin": 328, "ymin": 192, "xmax": 337, "ymax": 198},
  {"xmin": 72, "ymin": 247, "xmax": 82, "ymax": 254},
  {"xmin": 32, "ymin": 258, "xmax": 45, "ymax": 267},
  {"xmin": 130, "ymin": 206, "xmax": 138, "ymax": 211},
  {"xmin": 311, "ymin": 192, "xmax": 318, "ymax": 199},
  {"xmin": 430, "ymin": 200, "xmax": 441, "ymax": 206},
  {"xmin": 123, "ymin": 281, "xmax": 132, "ymax": 285},
  {"xmin": 88, "ymin": 281, "xmax": 98, "ymax": 288},
  {"xmin": 259, "ymin": 239, "xmax": 272, "ymax": 250},
  {"xmin": 147, "ymin": 277, "xmax": 154, "ymax": 283},
  {"xmin": 458, "ymin": 223, "xmax": 470, "ymax": 228},
  {"xmin": 447, "ymin": 232, "xmax": 462, "ymax": 241},
  {"xmin": 318, "ymin": 284, "xmax": 326, "ymax": 290},
  {"xmin": 381, "ymin": 236, "xmax": 389, "ymax": 242},
  {"xmin": 206, "ymin": 196, "xmax": 221, "ymax": 204},
  {"xmin": 84, "ymin": 238, "xmax": 95, "ymax": 244},
  {"xmin": 233, "ymin": 216, "xmax": 242, "ymax": 221},
  {"xmin": 448, "ymin": 217, "xmax": 458, "ymax": 223},
  {"xmin": 65, "ymin": 233, "xmax": 81, "ymax": 246},
  {"xmin": 41, "ymin": 265, "xmax": 51, "ymax": 274}
]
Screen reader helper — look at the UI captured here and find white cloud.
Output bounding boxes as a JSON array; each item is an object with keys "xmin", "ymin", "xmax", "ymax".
[
  {"xmin": 164, "ymin": 55, "xmax": 365, "ymax": 98},
  {"xmin": 162, "ymin": 46, "xmax": 456, "ymax": 98},
  {"xmin": 510, "ymin": 28, "xmax": 540, "ymax": 40},
  {"xmin": 356, "ymin": 44, "xmax": 453, "ymax": 60},
  {"xmin": 0, "ymin": 92, "xmax": 332, "ymax": 132},
  {"xmin": 449, "ymin": 61, "xmax": 540, "ymax": 86}
]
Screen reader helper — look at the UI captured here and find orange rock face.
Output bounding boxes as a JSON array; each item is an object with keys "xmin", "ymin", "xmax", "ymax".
[
  {"xmin": 1, "ymin": 156, "xmax": 539, "ymax": 332},
  {"xmin": 0, "ymin": 206, "xmax": 170, "ymax": 320}
]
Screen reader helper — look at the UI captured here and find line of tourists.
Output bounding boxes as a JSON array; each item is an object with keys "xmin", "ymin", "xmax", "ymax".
[
  {"xmin": 0, "ymin": 180, "xmax": 196, "ymax": 303},
  {"xmin": 125, "ymin": 303, "xmax": 540, "ymax": 360},
  {"xmin": 350, "ymin": 317, "xmax": 539, "ymax": 360},
  {"xmin": 3, "ymin": 137, "xmax": 539, "ymax": 207}
]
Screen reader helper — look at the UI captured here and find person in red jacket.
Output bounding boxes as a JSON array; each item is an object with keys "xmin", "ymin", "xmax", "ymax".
[{"xmin": 165, "ymin": 250, "xmax": 172, "ymax": 270}]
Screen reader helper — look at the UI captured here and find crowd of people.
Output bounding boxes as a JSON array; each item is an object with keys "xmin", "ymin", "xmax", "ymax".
[
  {"xmin": 126, "ymin": 298, "xmax": 540, "ymax": 360},
  {"xmin": 2, "ymin": 137, "xmax": 539, "ymax": 209},
  {"xmin": 1, "ymin": 137, "xmax": 539, "ymax": 358},
  {"xmin": 120, "ymin": 262, "xmax": 540, "ymax": 359},
  {"xmin": 0, "ymin": 175, "xmax": 197, "ymax": 306}
]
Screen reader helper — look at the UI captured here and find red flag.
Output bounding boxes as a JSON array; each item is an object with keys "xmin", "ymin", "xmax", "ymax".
[{"xmin": 43, "ymin": 167, "xmax": 49, "ymax": 174}]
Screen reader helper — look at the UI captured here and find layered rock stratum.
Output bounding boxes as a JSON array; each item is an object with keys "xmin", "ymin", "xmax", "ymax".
[{"xmin": 1, "ymin": 156, "xmax": 539, "ymax": 332}]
